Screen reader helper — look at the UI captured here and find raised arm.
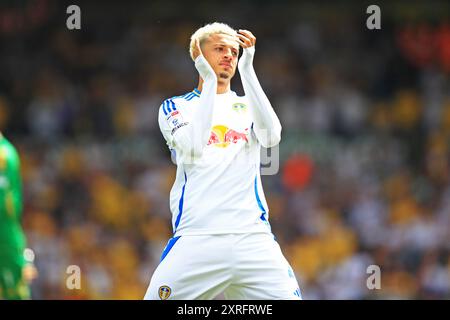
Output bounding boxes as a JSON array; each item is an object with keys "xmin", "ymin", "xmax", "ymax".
[
  {"xmin": 159, "ymin": 39, "xmax": 217, "ymax": 162},
  {"xmin": 237, "ymin": 30, "xmax": 282, "ymax": 148}
]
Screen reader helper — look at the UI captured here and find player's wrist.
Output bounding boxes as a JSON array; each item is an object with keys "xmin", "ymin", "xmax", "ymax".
[
  {"xmin": 243, "ymin": 46, "xmax": 255, "ymax": 55},
  {"xmin": 195, "ymin": 55, "xmax": 217, "ymax": 81},
  {"xmin": 238, "ymin": 47, "xmax": 255, "ymax": 71}
]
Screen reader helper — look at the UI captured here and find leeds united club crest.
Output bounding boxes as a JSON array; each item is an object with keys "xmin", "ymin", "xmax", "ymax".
[{"xmin": 158, "ymin": 285, "xmax": 171, "ymax": 300}]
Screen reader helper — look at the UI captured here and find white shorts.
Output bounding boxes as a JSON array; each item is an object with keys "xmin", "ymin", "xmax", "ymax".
[{"xmin": 144, "ymin": 232, "xmax": 302, "ymax": 300}]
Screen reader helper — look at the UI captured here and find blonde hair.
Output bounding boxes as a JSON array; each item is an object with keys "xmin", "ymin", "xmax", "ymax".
[{"xmin": 189, "ymin": 22, "xmax": 237, "ymax": 61}]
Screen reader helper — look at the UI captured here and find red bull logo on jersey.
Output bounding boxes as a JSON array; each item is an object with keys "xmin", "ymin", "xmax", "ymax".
[
  {"xmin": 207, "ymin": 125, "xmax": 249, "ymax": 148},
  {"xmin": 158, "ymin": 285, "xmax": 171, "ymax": 300}
]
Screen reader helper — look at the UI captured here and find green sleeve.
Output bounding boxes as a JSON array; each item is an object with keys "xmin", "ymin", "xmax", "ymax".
[{"xmin": 0, "ymin": 136, "xmax": 26, "ymax": 267}]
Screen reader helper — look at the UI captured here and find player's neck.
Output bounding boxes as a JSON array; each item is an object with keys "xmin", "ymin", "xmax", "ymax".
[{"xmin": 198, "ymin": 78, "xmax": 230, "ymax": 94}]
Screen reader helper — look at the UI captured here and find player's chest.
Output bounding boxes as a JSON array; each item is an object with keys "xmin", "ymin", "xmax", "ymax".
[
  {"xmin": 207, "ymin": 101, "xmax": 253, "ymax": 148},
  {"xmin": 211, "ymin": 100, "xmax": 252, "ymax": 129}
]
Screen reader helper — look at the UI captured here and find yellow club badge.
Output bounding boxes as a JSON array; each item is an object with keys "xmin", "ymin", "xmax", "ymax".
[{"xmin": 158, "ymin": 285, "xmax": 171, "ymax": 300}]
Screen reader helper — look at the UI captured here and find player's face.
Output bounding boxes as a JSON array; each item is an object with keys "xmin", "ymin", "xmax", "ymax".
[{"xmin": 201, "ymin": 33, "xmax": 240, "ymax": 82}]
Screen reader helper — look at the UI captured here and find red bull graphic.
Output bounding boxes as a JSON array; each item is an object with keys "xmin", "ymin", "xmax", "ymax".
[{"xmin": 207, "ymin": 125, "xmax": 249, "ymax": 148}]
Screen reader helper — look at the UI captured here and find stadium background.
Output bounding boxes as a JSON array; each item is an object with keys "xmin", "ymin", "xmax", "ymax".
[{"xmin": 0, "ymin": 0, "xmax": 449, "ymax": 299}]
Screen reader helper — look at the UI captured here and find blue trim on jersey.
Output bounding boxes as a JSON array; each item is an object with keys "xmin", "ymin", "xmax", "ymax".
[
  {"xmin": 294, "ymin": 287, "xmax": 302, "ymax": 299},
  {"xmin": 162, "ymin": 90, "xmax": 200, "ymax": 117},
  {"xmin": 160, "ymin": 236, "xmax": 181, "ymax": 263},
  {"xmin": 162, "ymin": 100, "xmax": 169, "ymax": 115},
  {"xmin": 184, "ymin": 92, "xmax": 196, "ymax": 101},
  {"xmin": 169, "ymin": 90, "xmax": 200, "ymax": 102},
  {"xmin": 170, "ymin": 100, "xmax": 177, "ymax": 111},
  {"xmin": 174, "ymin": 172, "xmax": 187, "ymax": 232},
  {"xmin": 254, "ymin": 175, "xmax": 267, "ymax": 221},
  {"xmin": 167, "ymin": 99, "xmax": 173, "ymax": 113}
]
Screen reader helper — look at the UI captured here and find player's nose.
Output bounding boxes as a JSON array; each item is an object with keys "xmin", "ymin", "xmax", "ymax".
[{"xmin": 223, "ymin": 50, "xmax": 233, "ymax": 60}]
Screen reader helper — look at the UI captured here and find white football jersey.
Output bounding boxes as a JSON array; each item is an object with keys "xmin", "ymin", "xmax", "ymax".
[{"xmin": 158, "ymin": 88, "xmax": 272, "ymax": 236}]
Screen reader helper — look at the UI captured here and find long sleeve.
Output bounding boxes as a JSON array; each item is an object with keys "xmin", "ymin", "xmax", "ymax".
[
  {"xmin": 158, "ymin": 55, "xmax": 217, "ymax": 163},
  {"xmin": 0, "ymin": 136, "xmax": 26, "ymax": 268},
  {"xmin": 238, "ymin": 47, "xmax": 282, "ymax": 148}
]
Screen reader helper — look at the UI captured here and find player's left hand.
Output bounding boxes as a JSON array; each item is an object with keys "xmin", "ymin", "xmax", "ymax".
[
  {"xmin": 237, "ymin": 29, "xmax": 256, "ymax": 71},
  {"xmin": 236, "ymin": 29, "xmax": 256, "ymax": 48}
]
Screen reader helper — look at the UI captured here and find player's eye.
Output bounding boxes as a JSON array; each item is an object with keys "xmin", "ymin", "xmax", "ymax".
[{"xmin": 232, "ymin": 51, "xmax": 238, "ymax": 56}]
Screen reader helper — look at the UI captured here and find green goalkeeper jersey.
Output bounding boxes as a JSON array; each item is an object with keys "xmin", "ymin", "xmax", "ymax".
[{"xmin": 0, "ymin": 133, "xmax": 26, "ymax": 270}]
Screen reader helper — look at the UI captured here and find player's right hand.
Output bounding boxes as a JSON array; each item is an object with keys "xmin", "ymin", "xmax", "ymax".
[
  {"xmin": 192, "ymin": 38, "xmax": 202, "ymax": 60},
  {"xmin": 193, "ymin": 38, "xmax": 217, "ymax": 82}
]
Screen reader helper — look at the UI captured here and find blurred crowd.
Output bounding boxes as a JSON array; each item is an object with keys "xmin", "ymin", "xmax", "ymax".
[{"xmin": 0, "ymin": 1, "xmax": 449, "ymax": 299}]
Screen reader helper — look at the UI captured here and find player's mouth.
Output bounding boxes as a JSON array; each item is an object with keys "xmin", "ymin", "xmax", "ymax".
[{"xmin": 220, "ymin": 62, "xmax": 232, "ymax": 68}]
